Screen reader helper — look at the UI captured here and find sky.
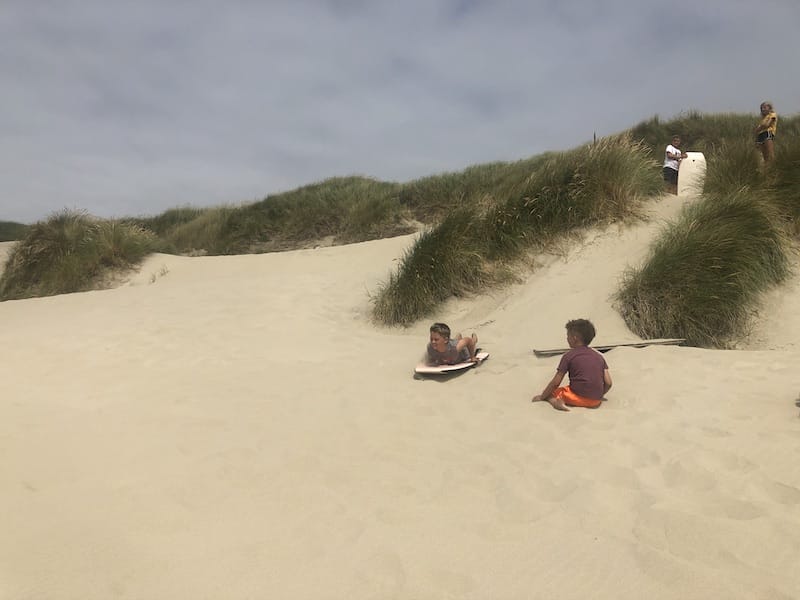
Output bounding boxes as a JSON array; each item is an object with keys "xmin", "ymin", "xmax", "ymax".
[{"xmin": 2, "ymin": 0, "xmax": 798, "ymax": 223}]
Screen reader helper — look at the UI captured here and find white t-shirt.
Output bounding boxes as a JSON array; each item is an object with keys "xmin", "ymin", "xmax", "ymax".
[{"xmin": 664, "ymin": 144, "xmax": 681, "ymax": 171}]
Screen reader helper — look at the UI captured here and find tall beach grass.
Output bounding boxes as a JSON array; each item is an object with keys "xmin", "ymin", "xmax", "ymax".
[
  {"xmin": 123, "ymin": 177, "xmax": 415, "ymax": 255},
  {"xmin": 371, "ymin": 208, "xmax": 492, "ymax": 325},
  {"xmin": 615, "ymin": 190, "xmax": 790, "ymax": 347},
  {"xmin": 0, "ymin": 210, "xmax": 156, "ymax": 301},
  {"xmin": 372, "ymin": 135, "xmax": 662, "ymax": 325}
]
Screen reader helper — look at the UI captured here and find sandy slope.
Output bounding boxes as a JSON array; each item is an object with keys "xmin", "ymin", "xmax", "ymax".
[{"xmin": 1, "ymin": 197, "xmax": 799, "ymax": 599}]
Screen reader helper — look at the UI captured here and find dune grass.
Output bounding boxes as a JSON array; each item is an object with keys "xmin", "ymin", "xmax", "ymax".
[
  {"xmin": 396, "ymin": 156, "xmax": 553, "ymax": 222},
  {"xmin": 126, "ymin": 176, "xmax": 416, "ymax": 255},
  {"xmin": 0, "ymin": 210, "xmax": 156, "ymax": 301},
  {"xmin": 615, "ymin": 119, "xmax": 800, "ymax": 347},
  {"xmin": 371, "ymin": 208, "xmax": 492, "ymax": 325},
  {"xmin": 767, "ymin": 129, "xmax": 800, "ymax": 227},
  {"xmin": 372, "ymin": 135, "xmax": 662, "ymax": 325},
  {"xmin": 629, "ymin": 111, "xmax": 756, "ymax": 157},
  {"xmin": 614, "ymin": 190, "xmax": 790, "ymax": 347}
]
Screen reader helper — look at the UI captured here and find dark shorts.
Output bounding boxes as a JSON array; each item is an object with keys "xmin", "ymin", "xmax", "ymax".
[
  {"xmin": 663, "ymin": 167, "xmax": 678, "ymax": 185},
  {"xmin": 756, "ymin": 131, "xmax": 775, "ymax": 144}
]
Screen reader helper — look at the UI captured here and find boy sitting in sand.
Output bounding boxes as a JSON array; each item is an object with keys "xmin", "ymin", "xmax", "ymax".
[
  {"xmin": 532, "ymin": 319, "xmax": 612, "ymax": 411},
  {"xmin": 426, "ymin": 322, "xmax": 478, "ymax": 366}
]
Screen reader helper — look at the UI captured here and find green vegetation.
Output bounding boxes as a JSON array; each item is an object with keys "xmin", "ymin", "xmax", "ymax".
[
  {"xmin": 615, "ymin": 112, "xmax": 800, "ymax": 347},
  {"xmin": 127, "ymin": 176, "xmax": 415, "ymax": 255},
  {"xmin": 373, "ymin": 135, "xmax": 662, "ymax": 325},
  {"xmin": 629, "ymin": 111, "xmax": 755, "ymax": 156},
  {"xmin": 396, "ymin": 156, "xmax": 552, "ymax": 222},
  {"xmin": 2, "ymin": 110, "xmax": 799, "ymax": 347},
  {"xmin": 0, "ymin": 221, "xmax": 29, "ymax": 242},
  {"xmin": 371, "ymin": 207, "xmax": 491, "ymax": 326},
  {"xmin": 615, "ymin": 191, "xmax": 790, "ymax": 347},
  {"xmin": 0, "ymin": 210, "xmax": 156, "ymax": 301}
]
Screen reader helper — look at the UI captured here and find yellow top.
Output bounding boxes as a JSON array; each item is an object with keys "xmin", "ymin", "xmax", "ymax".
[{"xmin": 758, "ymin": 110, "xmax": 778, "ymax": 135}]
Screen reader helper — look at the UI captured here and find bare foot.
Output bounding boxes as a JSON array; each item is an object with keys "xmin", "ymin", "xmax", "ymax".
[{"xmin": 548, "ymin": 396, "xmax": 570, "ymax": 411}]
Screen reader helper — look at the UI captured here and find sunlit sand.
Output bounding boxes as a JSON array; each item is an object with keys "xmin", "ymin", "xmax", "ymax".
[{"xmin": 2, "ymin": 195, "xmax": 799, "ymax": 599}]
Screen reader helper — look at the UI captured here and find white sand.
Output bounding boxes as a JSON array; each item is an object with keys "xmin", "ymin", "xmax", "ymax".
[{"xmin": 2, "ymin": 197, "xmax": 799, "ymax": 599}]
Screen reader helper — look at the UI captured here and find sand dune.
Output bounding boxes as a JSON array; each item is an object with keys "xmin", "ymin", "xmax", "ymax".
[{"xmin": 1, "ymin": 196, "xmax": 799, "ymax": 599}]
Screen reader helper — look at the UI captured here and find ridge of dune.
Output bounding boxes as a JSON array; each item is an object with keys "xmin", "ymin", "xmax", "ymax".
[{"xmin": 1, "ymin": 196, "xmax": 799, "ymax": 599}]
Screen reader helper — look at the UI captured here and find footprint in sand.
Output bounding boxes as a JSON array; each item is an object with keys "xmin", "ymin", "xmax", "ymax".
[
  {"xmin": 426, "ymin": 568, "xmax": 476, "ymax": 597},
  {"xmin": 662, "ymin": 458, "xmax": 717, "ymax": 492},
  {"xmin": 350, "ymin": 551, "xmax": 407, "ymax": 598},
  {"xmin": 753, "ymin": 478, "xmax": 800, "ymax": 505},
  {"xmin": 715, "ymin": 497, "xmax": 762, "ymax": 521}
]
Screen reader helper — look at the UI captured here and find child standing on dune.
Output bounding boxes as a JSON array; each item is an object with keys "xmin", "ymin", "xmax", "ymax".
[
  {"xmin": 532, "ymin": 319, "xmax": 612, "ymax": 411},
  {"xmin": 663, "ymin": 135, "xmax": 687, "ymax": 195}
]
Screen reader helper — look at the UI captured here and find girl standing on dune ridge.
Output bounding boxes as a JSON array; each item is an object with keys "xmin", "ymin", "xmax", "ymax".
[{"xmin": 754, "ymin": 101, "xmax": 778, "ymax": 163}]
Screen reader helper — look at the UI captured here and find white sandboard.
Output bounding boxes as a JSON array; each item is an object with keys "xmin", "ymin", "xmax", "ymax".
[
  {"xmin": 415, "ymin": 351, "xmax": 489, "ymax": 375},
  {"xmin": 678, "ymin": 151, "xmax": 706, "ymax": 196}
]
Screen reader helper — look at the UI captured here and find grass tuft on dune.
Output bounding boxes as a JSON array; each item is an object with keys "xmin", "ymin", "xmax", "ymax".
[
  {"xmin": 0, "ymin": 210, "xmax": 156, "ymax": 301},
  {"xmin": 615, "ymin": 190, "xmax": 791, "ymax": 347},
  {"xmin": 373, "ymin": 135, "xmax": 661, "ymax": 325}
]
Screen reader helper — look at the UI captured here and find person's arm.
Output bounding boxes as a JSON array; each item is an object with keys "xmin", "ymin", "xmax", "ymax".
[
  {"xmin": 532, "ymin": 370, "xmax": 566, "ymax": 402},
  {"xmin": 603, "ymin": 369, "xmax": 613, "ymax": 395},
  {"xmin": 667, "ymin": 147, "xmax": 686, "ymax": 161}
]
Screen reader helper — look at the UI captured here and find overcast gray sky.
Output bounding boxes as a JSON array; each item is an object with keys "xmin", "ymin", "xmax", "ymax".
[{"xmin": 2, "ymin": 0, "xmax": 798, "ymax": 223}]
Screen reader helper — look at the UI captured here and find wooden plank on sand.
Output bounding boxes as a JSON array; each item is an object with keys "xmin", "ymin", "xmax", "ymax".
[{"xmin": 533, "ymin": 338, "xmax": 686, "ymax": 358}]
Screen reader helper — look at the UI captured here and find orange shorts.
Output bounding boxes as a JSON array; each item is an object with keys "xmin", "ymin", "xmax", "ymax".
[{"xmin": 553, "ymin": 386, "xmax": 602, "ymax": 409}]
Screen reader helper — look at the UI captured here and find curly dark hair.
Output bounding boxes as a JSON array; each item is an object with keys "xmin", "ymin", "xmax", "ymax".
[{"xmin": 566, "ymin": 319, "xmax": 596, "ymax": 345}]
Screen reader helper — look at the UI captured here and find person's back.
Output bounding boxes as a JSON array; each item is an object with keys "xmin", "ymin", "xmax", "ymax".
[{"xmin": 558, "ymin": 345, "xmax": 607, "ymax": 401}]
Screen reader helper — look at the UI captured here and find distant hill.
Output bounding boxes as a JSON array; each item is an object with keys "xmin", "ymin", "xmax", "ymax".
[{"xmin": 0, "ymin": 221, "xmax": 29, "ymax": 242}]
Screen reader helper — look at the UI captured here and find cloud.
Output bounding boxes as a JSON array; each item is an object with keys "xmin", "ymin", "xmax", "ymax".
[{"xmin": 1, "ymin": 0, "xmax": 798, "ymax": 222}]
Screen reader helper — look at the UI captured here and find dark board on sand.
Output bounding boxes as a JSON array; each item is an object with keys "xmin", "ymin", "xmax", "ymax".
[{"xmin": 533, "ymin": 339, "xmax": 686, "ymax": 358}]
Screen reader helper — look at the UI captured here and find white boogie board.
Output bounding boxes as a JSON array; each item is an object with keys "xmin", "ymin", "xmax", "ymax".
[
  {"xmin": 415, "ymin": 351, "xmax": 490, "ymax": 375},
  {"xmin": 678, "ymin": 151, "xmax": 706, "ymax": 196}
]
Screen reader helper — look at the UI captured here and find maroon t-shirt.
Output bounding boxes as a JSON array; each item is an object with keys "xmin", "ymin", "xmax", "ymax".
[{"xmin": 556, "ymin": 346, "xmax": 608, "ymax": 400}]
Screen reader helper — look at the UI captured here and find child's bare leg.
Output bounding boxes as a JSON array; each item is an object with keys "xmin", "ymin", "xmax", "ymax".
[
  {"xmin": 547, "ymin": 395, "xmax": 570, "ymax": 411},
  {"xmin": 456, "ymin": 332, "xmax": 479, "ymax": 361},
  {"xmin": 532, "ymin": 394, "xmax": 570, "ymax": 411}
]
